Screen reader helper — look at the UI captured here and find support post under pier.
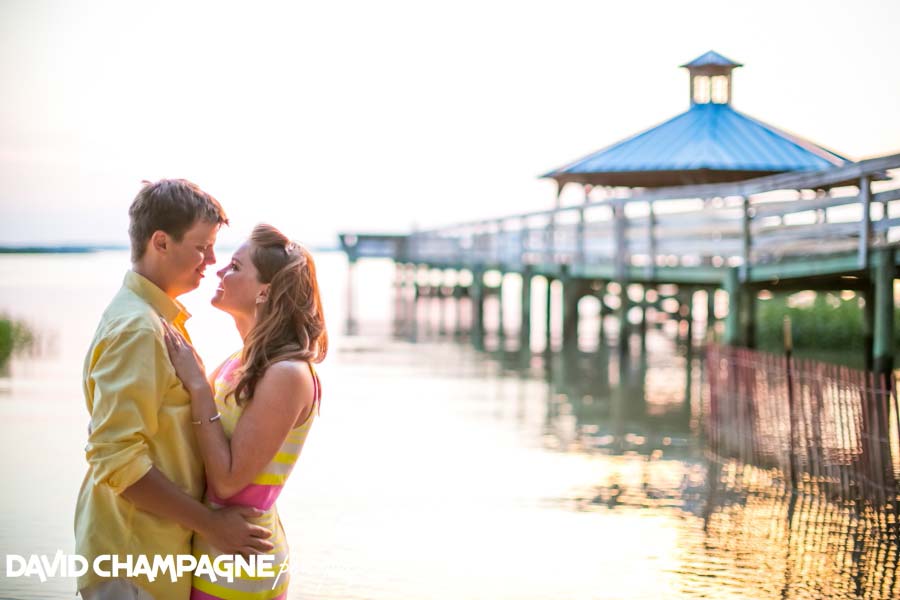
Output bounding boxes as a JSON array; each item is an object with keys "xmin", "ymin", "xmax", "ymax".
[
  {"xmin": 872, "ymin": 248, "xmax": 896, "ymax": 379},
  {"xmin": 562, "ymin": 274, "xmax": 581, "ymax": 352},
  {"xmin": 706, "ymin": 288, "xmax": 716, "ymax": 338},
  {"xmin": 618, "ymin": 282, "xmax": 632, "ymax": 352},
  {"xmin": 723, "ymin": 267, "xmax": 742, "ymax": 346},
  {"xmin": 545, "ymin": 278, "xmax": 553, "ymax": 354},
  {"xmin": 346, "ymin": 258, "xmax": 358, "ymax": 335},
  {"xmin": 520, "ymin": 269, "xmax": 532, "ymax": 352},
  {"xmin": 497, "ymin": 274, "xmax": 505, "ymax": 344},
  {"xmin": 471, "ymin": 269, "xmax": 485, "ymax": 351}
]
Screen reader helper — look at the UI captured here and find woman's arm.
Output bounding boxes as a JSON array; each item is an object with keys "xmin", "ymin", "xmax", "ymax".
[{"xmin": 164, "ymin": 325, "xmax": 316, "ymax": 499}]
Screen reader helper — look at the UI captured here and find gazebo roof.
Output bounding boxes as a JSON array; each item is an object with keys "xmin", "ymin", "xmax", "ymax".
[
  {"xmin": 543, "ymin": 51, "xmax": 852, "ymax": 189},
  {"xmin": 542, "ymin": 103, "xmax": 850, "ymax": 188}
]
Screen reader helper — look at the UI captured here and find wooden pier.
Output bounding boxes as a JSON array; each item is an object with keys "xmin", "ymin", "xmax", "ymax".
[{"xmin": 341, "ymin": 152, "xmax": 900, "ymax": 377}]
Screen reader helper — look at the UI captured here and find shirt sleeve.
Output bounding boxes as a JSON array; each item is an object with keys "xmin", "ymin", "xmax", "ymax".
[{"xmin": 84, "ymin": 326, "xmax": 170, "ymax": 495}]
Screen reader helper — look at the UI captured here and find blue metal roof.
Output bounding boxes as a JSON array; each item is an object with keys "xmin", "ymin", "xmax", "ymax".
[
  {"xmin": 681, "ymin": 50, "xmax": 742, "ymax": 69},
  {"xmin": 543, "ymin": 103, "xmax": 850, "ymax": 187}
]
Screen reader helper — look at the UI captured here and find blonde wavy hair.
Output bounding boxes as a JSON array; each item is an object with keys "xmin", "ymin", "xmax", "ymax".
[{"xmin": 232, "ymin": 224, "xmax": 327, "ymax": 405}]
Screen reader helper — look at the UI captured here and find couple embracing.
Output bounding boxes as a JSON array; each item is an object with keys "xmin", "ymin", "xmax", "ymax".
[{"xmin": 75, "ymin": 179, "xmax": 326, "ymax": 599}]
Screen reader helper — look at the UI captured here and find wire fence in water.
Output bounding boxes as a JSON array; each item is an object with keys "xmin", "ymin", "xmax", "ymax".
[{"xmin": 705, "ymin": 344, "xmax": 899, "ymax": 507}]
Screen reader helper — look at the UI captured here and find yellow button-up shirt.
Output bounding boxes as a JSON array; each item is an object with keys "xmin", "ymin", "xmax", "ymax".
[{"xmin": 75, "ymin": 270, "xmax": 204, "ymax": 599}]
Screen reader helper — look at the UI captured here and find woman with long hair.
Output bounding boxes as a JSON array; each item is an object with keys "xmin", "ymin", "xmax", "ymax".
[{"xmin": 164, "ymin": 223, "xmax": 327, "ymax": 599}]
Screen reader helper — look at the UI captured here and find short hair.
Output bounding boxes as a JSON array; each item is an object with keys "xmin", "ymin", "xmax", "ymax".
[{"xmin": 128, "ymin": 179, "xmax": 229, "ymax": 262}]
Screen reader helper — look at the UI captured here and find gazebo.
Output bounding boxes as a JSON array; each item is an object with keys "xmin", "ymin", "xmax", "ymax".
[{"xmin": 543, "ymin": 51, "xmax": 851, "ymax": 190}]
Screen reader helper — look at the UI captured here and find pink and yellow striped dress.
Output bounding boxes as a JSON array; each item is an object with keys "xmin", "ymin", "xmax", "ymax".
[{"xmin": 190, "ymin": 351, "xmax": 320, "ymax": 600}]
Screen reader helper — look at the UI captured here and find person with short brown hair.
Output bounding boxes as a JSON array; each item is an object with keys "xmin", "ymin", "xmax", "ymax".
[{"xmin": 128, "ymin": 179, "xmax": 229, "ymax": 263}]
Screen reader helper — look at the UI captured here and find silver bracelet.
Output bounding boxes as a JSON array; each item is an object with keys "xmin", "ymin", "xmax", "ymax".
[{"xmin": 191, "ymin": 412, "xmax": 222, "ymax": 425}]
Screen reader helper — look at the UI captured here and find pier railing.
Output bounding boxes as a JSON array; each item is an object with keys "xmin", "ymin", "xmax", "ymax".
[
  {"xmin": 394, "ymin": 152, "xmax": 900, "ymax": 280},
  {"xmin": 706, "ymin": 344, "xmax": 899, "ymax": 504}
]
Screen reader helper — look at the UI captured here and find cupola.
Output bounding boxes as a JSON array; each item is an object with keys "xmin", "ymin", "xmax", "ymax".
[{"xmin": 680, "ymin": 50, "xmax": 742, "ymax": 105}]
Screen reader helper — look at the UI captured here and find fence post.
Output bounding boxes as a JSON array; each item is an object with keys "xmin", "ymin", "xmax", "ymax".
[{"xmin": 784, "ymin": 317, "xmax": 799, "ymax": 492}]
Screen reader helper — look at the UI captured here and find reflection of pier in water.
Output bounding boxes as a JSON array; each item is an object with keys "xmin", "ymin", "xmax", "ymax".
[
  {"xmin": 480, "ymin": 337, "xmax": 899, "ymax": 598},
  {"xmin": 396, "ymin": 320, "xmax": 900, "ymax": 597},
  {"xmin": 339, "ymin": 249, "xmax": 900, "ymax": 598}
]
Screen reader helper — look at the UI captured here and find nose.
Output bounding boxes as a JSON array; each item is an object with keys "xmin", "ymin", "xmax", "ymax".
[
  {"xmin": 205, "ymin": 247, "xmax": 216, "ymax": 265},
  {"xmin": 216, "ymin": 265, "xmax": 227, "ymax": 279}
]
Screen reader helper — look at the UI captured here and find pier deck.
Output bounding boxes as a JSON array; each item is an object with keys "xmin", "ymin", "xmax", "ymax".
[{"xmin": 340, "ymin": 152, "xmax": 900, "ymax": 375}]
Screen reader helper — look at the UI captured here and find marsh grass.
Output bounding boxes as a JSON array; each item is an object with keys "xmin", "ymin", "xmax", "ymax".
[
  {"xmin": 0, "ymin": 317, "xmax": 35, "ymax": 367},
  {"xmin": 755, "ymin": 292, "xmax": 899, "ymax": 369}
]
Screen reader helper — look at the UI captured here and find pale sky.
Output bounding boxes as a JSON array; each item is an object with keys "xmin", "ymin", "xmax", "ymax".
[{"xmin": 1, "ymin": 0, "xmax": 899, "ymax": 247}]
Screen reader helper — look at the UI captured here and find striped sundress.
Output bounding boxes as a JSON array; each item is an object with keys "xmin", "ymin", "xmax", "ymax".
[{"xmin": 190, "ymin": 351, "xmax": 320, "ymax": 600}]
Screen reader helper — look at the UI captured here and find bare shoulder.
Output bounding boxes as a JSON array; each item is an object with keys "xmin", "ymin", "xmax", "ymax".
[{"xmin": 256, "ymin": 360, "xmax": 315, "ymax": 398}]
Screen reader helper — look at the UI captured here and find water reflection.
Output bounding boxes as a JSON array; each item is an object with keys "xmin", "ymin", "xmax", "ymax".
[
  {"xmin": 2, "ymin": 252, "xmax": 897, "ymax": 599},
  {"xmin": 406, "ymin": 307, "xmax": 900, "ymax": 599},
  {"xmin": 687, "ymin": 460, "xmax": 899, "ymax": 599}
]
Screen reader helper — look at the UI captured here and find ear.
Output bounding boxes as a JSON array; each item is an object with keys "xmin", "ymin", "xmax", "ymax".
[
  {"xmin": 255, "ymin": 284, "xmax": 270, "ymax": 305},
  {"xmin": 150, "ymin": 230, "xmax": 169, "ymax": 254}
]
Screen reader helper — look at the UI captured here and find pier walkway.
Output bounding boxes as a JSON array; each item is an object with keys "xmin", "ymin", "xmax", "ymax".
[{"xmin": 340, "ymin": 152, "xmax": 900, "ymax": 376}]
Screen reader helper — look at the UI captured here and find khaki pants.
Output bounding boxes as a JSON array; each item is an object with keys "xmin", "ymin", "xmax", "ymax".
[{"xmin": 79, "ymin": 579, "xmax": 156, "ymax": 600}]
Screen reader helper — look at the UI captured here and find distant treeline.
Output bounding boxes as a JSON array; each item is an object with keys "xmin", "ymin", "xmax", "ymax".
[{"xmin": 0, "ymin": 245, "xmax": 126, "ymax": 254}]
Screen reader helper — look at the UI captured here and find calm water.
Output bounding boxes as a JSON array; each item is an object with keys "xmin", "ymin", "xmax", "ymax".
[{"xmin": 0, "ymin": 251, "xmax": 896, "ymax": 599}]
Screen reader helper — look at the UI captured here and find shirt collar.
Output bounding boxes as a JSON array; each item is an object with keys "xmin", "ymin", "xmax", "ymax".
[{"xmin": 124, "ymin": 270, "xmax": 192, "ymax": 325}]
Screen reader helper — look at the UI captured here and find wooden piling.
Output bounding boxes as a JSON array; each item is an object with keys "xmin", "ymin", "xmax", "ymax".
[
  {"xmin": 685, "ymin": 289, "xmax": 695, "ymax": 348},
  {"xmin": 863, "ymin": 283, "xmax": 875, "ymax": 372},
  {"xmin": 872, "ymin": 248, "xmax": 895, "ymax": 379},
  {"xmin": 544, "ymin": 277, "xmax": 553, "ymax": 354},
  {"xmin": 346, "ymin": 258, "xmax": 358, "ymax": 335},
  {"xmin": 497, "ymin": 273, "xmax": 506, "ymax": 342},
  {"xmin": 618, "ymin": 282, "xmax": 632, "ymax": 351},
  {"xmin": 639, "ymin": 285, "xmax": 648, "ymax": 350},
  {"xmin": 391, "ymin": 264, "xmax": 403, "ymax": 332},
  {"xmin": 520, "ymin": 269, "xmax": 532, "ymax": 352},
  {"xmin": 471, "ymin": 269, "xmax": 485, "ymax": 350},
  {"xmin": 562, "ymin": 275, "xmax": 580, "ymax": 352},
  {"xmin": 724, "ymin": 267, "xmax": 741, "ymax": 346},
  {"xmin": 740, "ymin": 286, "xmax": 756, "ymax": 348},
  {"xmin": 597, "ymin": 281, "xmax": 608, "ymax": 348},
  {"xmin": 410, "ymin": 274, "xmax": 420, "ymax": 341},
  {"xmin": 437, "ymin": 275, "xmax": 447, "ymax": 336},
  {"xmin": 454, "ymin": 279, "xmax": 466, "ymax": 338}
]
